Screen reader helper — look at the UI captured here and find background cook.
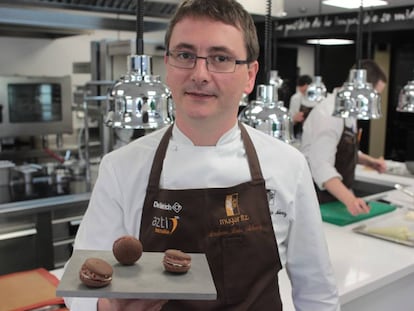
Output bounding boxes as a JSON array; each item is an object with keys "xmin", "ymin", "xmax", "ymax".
[{"xmin": 301, "ymin": 59, "xmax": 387, "ymax": 216}]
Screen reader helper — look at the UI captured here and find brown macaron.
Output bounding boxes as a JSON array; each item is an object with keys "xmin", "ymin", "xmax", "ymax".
[
  {"xmin": 112, "ymin": 235, "xmax": 143, "ymax": 265},
  {"xmin": 79, "ymin": 257, "xmax": 113, "ymax": 288},
  {"xmin": 163, "ymin": 249, "xmax": 192, "ymax": 274}
]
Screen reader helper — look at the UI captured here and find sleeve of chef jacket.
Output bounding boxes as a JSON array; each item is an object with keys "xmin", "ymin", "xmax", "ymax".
[
  {"xmin": 301, "ymin": 102, "xmax": 343, "ymax": 190},
  {"xmin": 64, "ymin": 153, "xmax": 132, "ymax": 310},
  {"xmin": 289, "ymin": 92, "xmax": 300, "ymax": 116},
  {"xmin": 286, "ymin": 158, "xmax": 340, "ymax": 311}
]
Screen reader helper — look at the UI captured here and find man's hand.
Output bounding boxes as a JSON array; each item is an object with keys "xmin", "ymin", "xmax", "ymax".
[{"xmin": 293, "ymin": 111, "xmax": 304, "ymax": 124}]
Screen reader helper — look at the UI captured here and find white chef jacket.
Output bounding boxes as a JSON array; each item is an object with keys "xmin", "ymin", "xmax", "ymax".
[
  {"xmin": 65, "ymin": 123, "xmax": 340, "ymax": 311},
  {"xmin": 301, "ymin": 91, "xmax": 357, "ymax": 190},
  {"xmin": 289, "ymin": 91, "xmax": 316, "ymax": 116}
]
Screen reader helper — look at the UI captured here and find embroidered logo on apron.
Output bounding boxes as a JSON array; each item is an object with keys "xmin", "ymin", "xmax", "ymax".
[
  {"xmin": 151, "ymin": 215, "xmax": 179, "ymax": 235},
  {"xmin": 153, "ymin": 200, "xmax": 182, "ymax": 213},
  {"xmin": 225, "ymin": 193, "xmax": 240, "ymax": 216}
]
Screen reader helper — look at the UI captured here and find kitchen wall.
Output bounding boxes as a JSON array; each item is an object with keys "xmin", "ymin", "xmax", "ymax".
[
  {"xmin": 0, "ymin": 30, "xmax": 314, "ymax": 149},
  {"xmin": 0, "ymin": 29, "xmax": 166, "ymax": 148}
]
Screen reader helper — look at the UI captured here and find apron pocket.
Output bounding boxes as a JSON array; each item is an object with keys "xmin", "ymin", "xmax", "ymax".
[{"xmin": 221, "ymin": 235, "xmax": 249, "ymax": 305}]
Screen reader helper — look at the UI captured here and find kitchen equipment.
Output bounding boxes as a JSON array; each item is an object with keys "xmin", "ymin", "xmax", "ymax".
[
  {"xmin": 353, "ymin": 224, "xmax": 414, "ymax": 247},
  {"xmin": 0, "ymin": 75, "xmax": 73, "ymax": 138},
  {"xmin": 320, "ymin": 200, "xmax": 396, "ymax": 226},
  {"xmin": 0, "ymin": 160, "xmax": 15, "ymax": 186},
  {"xmin": 353, "ymin": 208, "xmax": 414, "ymax": 247},
  {"xmin": 12, "ymin": 163, "xmax": 43, "ymax": 184},
  {"xmin": 394, "ymin": 183, "xmax": 414, "ymax": 198}
]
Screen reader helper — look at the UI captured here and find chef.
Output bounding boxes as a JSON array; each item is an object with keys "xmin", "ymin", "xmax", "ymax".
[
  {"xmin": 64, "ymin": 0, "xmax": 339, "ymax": 310},
  {"xmin": 301, "ymin": 59, "xmax": 387, "ymax": 216},
  {"xmin": 289, "ymin": 74, "xmax": 313, "ymax": 138}
]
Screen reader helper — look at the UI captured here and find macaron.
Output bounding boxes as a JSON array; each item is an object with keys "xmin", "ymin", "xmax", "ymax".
[
  {"xmin": 79, "ymin": 257, "xmax": 113, "ymax": 288},
  {"xmin": 163, "ymin": 249, "xmax": 192, "ymax": 274},
  {"xmin": 112, "ymin": 235, "xmax": 143, "ymax": 265}
]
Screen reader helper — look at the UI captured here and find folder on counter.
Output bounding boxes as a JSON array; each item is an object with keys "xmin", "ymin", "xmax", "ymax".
[
  {"xmin": 320, "ymin": 201, "xmax": 397, "ymax": 226},
  {"xmin": 0, "ymin": 268, "xmax": 67, "ymax": 311}
]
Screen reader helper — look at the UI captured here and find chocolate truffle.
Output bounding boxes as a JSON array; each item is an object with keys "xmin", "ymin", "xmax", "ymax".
[{"xmin": 112, "ymin": 235, "xmax": 143, "ymax": 265}]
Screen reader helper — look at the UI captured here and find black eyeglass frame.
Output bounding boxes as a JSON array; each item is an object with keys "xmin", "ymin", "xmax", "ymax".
[{"xmin": 166, "ymin": 50, "xmax": 250, "ymax": 73}]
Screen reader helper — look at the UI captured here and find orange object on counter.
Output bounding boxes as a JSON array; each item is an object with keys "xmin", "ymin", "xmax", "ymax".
[{"xmin": 0, "ymin": 268, "xmax": 67, "ymax": 311}]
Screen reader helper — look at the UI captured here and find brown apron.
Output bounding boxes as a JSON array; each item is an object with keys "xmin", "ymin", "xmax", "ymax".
[
  {"xmin": 317, "ymin": 121, "xmax": 358, "ymax": 204},
  {"xmin": 293, "ymin": 105, "xmax": 313, "ymax": 138},
  {"xmin": 139, "ymin": 123, "xmax": 283, "ymax": 310}
]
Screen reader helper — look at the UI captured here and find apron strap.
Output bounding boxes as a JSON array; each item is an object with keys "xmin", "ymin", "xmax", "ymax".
[
  {"xmin": 238, "ymin": 122, "xmax": 264, "ymax": 182},
  {"xmin": 147, "ymin": 124, "xmax": 174, "ymax": 190},
  {"xmin": 147, "ymin": 123, "xmax": 264, "ymax": 190}
]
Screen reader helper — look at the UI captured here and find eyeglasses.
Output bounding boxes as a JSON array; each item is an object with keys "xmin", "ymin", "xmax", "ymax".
[{"xmin": 166, "ymin": 50, "xmax": 250, "ymax": 73}]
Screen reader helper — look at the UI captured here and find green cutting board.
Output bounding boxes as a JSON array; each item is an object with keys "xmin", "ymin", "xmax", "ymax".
[{"xmin": 320, "ymin": 201, "xmax": 396, "ymax": 226}]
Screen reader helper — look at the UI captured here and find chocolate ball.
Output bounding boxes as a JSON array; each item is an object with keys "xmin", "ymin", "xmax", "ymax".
[{"xmin": 112, "ymin": 235, "xmax": 143, "ymax": 265}]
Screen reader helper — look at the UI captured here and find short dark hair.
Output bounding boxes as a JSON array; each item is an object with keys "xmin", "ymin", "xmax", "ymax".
[
  {"xmin": 297, "ymin": 75, "xmax": 312, "ymax": 86},
  {"xmin": 353, "ymin": 59, "xmax": 387, "ymax": 86},
  {"xmin": 164, "ymin": 0, "xmax": 259, "ymax": 62}
]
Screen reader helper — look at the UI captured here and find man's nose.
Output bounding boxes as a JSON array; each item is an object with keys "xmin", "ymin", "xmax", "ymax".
[{"xmin": 191, "ymin": 57, "xmax": 211, "ymax": 81}]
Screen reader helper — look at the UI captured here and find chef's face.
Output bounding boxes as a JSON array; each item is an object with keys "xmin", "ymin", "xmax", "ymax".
[
  {"xmin": 375, "ymin": 80, "xmax": 386, "ymax": 94},
  {"xmin": 165, "ymin": 17, "xmax": 258, "ymax": 126}
]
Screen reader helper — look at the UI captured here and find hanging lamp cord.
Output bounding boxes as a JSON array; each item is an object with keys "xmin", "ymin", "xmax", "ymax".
[
  {"xmin": 264, "ymin": 0, "xmax": 272, "ymax": 82},
  {"xmin": 136, "ymin": 0, "xmax": 144, "ymax": 55},
  {"xmin": 315, "ymin": 0, "xmax": 322, "ymax": 76},
  {"xmin": 356, "ymin": 0, "xmax": 363, "ymax": 69}
]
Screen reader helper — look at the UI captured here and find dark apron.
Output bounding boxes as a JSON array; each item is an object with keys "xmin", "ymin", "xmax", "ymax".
[
  {"xmin": 293, "ymin": 105, "xmax": 313, "ymax": 138},
  {"xmin": 139, "ymin": 123, "xmax": 283, "ymax": 310},
  {"xmin": 317, "ymin": 121, "xmax": 358, "ymax": 204}
]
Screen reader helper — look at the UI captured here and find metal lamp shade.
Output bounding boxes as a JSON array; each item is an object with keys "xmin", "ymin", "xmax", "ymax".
[
  {"xmin": 269, "ymin": 70, "xmax": 284, "ymax": 88},
  {"xmin": 333, "ymin": 69, "xmax": 382, "ymax": 120},
  {"xmin": 239, "ymin": 84, "xmax": 295, "ymax": 144},
  {"xmin": 397, "ymin": 80, "xmax": 414, "ymax": 113},
  {"xmin": 306, "ymin": 76, "xmax": 327, "ymax": 103},
  {"xmin": 107, "ymin": 55, "xmax": 174, "ymax": 129}
]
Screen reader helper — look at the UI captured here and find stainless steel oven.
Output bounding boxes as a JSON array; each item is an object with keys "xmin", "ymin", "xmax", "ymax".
[{"xmin": 0, "ymin": 75, "xmax": 73, "ymax": 138}]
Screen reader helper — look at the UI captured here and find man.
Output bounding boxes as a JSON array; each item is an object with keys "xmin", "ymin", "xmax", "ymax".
[
  {"xmin": 289, "ymin": 74, "xmax": 313, "ymax": 138},
  {"xmin": 65, "ymin": 0, "xmax": 339, "ymax": 310},
  {"xmin": 301, "ymin": 59, "xmax": 387, "ymax": 216}
]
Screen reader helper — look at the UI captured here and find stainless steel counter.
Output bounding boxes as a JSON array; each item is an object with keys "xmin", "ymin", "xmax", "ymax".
[{"xmin": 0, "ymin": 179, "xmax": 91, "ymax": 275}]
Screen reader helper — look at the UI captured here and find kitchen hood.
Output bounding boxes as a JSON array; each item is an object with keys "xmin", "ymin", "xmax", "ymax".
[
  {"xmin": 0, "ymin": 0, "xmax": 177, "ymax": 39},
  {"xmin": 0, "ymin": 0, "xmax": 284, "ymax": 39}
]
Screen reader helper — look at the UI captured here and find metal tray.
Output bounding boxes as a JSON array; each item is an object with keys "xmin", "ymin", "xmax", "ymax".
[
  {"xmin": 353, "ymin": 224, "xmax": 414, "ymax": 247},
  {"xmin": 56, "ymin": 249, "xmax": 217, "ymax": 300},
  {"xmin": 352, "ymin": 209, "xmax": 414, "ymax": 247}
]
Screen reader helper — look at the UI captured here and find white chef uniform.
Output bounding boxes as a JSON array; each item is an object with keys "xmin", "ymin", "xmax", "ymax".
[
  {"xmin": 65, "ymin": 123, "xmax": 339, "ymax": 311},
  {"xmin": 301, "ymin": 90, "xmax": 358, "ymax": 190}
]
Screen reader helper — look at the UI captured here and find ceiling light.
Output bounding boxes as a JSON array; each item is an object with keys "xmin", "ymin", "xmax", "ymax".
[
  {"xmin": 397, "ymin": 77, "xmax": 414, "ymax": 113},
  {"xmin": 306, "ymin": 0, "xmax": 327, "ymax": 104},
  {"xmin": 307, "ymin": 39, "xmax": 354, "ymax": 45},
  {"xmin": 307, "ymin": 76, "xmax": 328, "ymax": 103},
  {"xmin": 106, "ymin": 0, "xmax": 174, "ymax": 130},
  {"xmin": 332, "ymin": 3, "xmax": 382, "ymax": 120},
  {"xmin": 239, "ymin": 1, "xmax": 294, "ymax": 144},
  {"xmin": 333, "ymin": 69, "xmax": 382, "ymax": 119},
  {"xmin": 322, "ymin": 0, "xmax": 388, "ymax": 9},
  {"xmin": 239, "ymin": 84, "xmax": 295, "ymax": 144}
]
